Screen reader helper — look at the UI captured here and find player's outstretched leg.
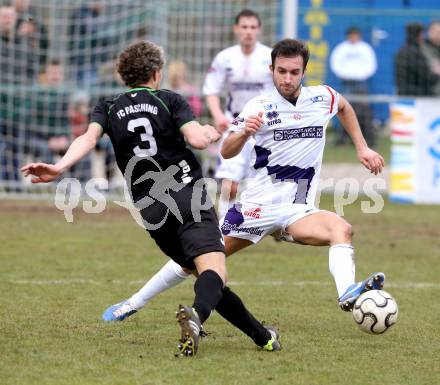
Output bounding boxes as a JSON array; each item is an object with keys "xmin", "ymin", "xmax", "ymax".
[
  {"xmin": 102, "ymin": 260, "xmax": 190, "ymax": 322},
  {"xmin": 338, "ymin": 272, "xmax": 386, "ymax": 311},
  {"xmin": 102, "ymin": 300, "xmax": 137, "ymax": 321}
]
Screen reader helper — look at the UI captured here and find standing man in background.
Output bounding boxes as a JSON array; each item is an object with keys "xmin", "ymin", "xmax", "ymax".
[
  {"xmin": 395, "ymin": 23, "xmax": 437, "ymax": 97},
  {"xmin": 203, "ymin": 9, "xmax": 273, "ymax": 218},
  {"xmin": 330, "ymin": 26, "xmax": 377, "ymax": 147}
]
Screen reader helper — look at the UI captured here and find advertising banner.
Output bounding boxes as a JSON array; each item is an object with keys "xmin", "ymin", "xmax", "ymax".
[{"xmin": 390, "ymin": 99, "xmax": 440, "ymax": 204}]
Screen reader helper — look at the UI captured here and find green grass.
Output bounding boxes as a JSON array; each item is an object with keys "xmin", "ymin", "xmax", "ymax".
[
  {"xmin": 1, "ymin": 197, "xmax": 439, "ymax": 385},
  {"xmin": 323, "ymin": 131, "xmax": 391, "ymax": 164}
]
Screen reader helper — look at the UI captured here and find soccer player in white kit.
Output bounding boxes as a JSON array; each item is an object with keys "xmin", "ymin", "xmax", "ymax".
[
  {"xmin": 102, "ymin": 39, "xmax": 386, "ymax": 323},
  {"xmin": 220, "ymin": 38, "xmax": 386, "ymax": 310},
  {"xmin": 203, "ymin": 9, "xmax": 273, "ymax": 218}
]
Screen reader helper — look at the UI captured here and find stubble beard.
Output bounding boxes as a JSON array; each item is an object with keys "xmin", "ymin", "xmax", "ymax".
[{"xmin": 275, "ymin": 81, "xmax": 301, "ymax": 101}]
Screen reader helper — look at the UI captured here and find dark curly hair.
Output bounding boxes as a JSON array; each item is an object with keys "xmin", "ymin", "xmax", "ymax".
[
  {"xmin": 117, "ymin": 41, "xmax": 165, "ymax": 87},
  {"xmin": 271, "ymin": 39, "xmax": 310, "ymax": 70}
]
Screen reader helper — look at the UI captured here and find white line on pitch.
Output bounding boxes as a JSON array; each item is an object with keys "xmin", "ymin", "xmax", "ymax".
[{"xmin": 5, "ymin": 278, "xmax": 440, "ymax": 289}]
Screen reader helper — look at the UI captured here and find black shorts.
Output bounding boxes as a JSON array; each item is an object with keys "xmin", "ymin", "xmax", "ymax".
[{"xmin": 139, "ymin": 184, "xmax": 225, "ymax": 270}]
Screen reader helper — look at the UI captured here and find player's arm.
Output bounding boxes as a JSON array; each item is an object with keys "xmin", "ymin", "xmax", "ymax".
[
  {"xmin": 21, "ymin": 122, "xmax": 102, "ymax": 183},
  {"xmin": 336, "ymin": 95, "xmax": 384, "ymax": 175},
  {"xmin": 206, "ymin": 95, "xmax": 230, "ymax": 133},
  {"xmin": 180, "ymin": 121, "xmax": 221, "ymax": 150},
  {"xmin": 203, "ymin": 52, "xmax": 230, "ymax": 133},
  {"xmin": 221, "ymin": 112, "xmax": 264, "ymax": 159}
]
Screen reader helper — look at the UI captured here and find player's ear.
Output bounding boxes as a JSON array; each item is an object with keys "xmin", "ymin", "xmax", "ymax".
[{"xmin": 269, "ymin": 64, "xmax": 274, "ymax": 72}]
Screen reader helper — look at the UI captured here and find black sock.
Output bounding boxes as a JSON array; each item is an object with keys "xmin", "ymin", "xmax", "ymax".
[
  {"xmin": 215, "ymin": 286, "xmax": 271, "ymax": 347},
  {"xmin": 192, "ymin": 270, "xmax": 224, "ymax": 324}
]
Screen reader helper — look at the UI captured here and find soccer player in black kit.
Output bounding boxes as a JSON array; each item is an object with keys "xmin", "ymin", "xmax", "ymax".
[{"xmin": 21, "ymin": 40, "xmax": 280, "ymax": 357}]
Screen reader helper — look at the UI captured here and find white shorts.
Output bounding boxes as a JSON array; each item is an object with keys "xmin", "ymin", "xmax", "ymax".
[
  {"xmin": 219, "ymin": 200, "xmax": 321, "ymax": 243},
  {"xmin": 214, "ymin": 138, "xmax": 254, "ymax": 182}
]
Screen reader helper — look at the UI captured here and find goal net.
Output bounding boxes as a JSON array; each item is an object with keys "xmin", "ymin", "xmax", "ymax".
[
  {"xmin": 1, "ymin": 0, "xmax": 439, "ymax": 200},
  {"xmin": 0, "ymin": 0, "xmax": 280, "ymax": 198}
]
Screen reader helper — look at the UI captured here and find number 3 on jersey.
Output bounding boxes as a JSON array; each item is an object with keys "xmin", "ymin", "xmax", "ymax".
[{"xmin": 127, "ymin": 117, "xmax": 157, "ymax": 157}]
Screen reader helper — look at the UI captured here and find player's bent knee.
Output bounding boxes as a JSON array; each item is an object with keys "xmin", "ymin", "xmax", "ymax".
[
  {"xmin": 340, "ymin": 221, "xmax": 353, "ymax": 241},
  {"xmin": 331, "ymin": 219, "xmax": 353, "ymax": 243}
]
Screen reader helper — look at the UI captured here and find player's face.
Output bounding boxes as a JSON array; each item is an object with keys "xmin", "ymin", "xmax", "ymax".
[
  {"xmin": 347, "ymin": 31, "xmax": 361, "ymax": 43},
  {"xmin": 233, "ymin": 16, "xmax": 261, "ymax": 49},
  {"xmin": 270, "ymin": 55, "xmax": 305, "ymax": 100}
]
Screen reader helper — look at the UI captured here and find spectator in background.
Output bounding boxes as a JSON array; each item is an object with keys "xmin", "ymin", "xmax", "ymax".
[
  {"xmin": 13, "ymin": 0, "xmax": 49, "ymax": 71},
  {"xmin": 330, "ymin": 26, "xmax": 377, "ymax": 147},
  {"xmin": 421, "ymin": 21, "xmax": 440, "ymax": 96},
  {"xmin": 0, "ymin": 5, "xmax": 17, "ymax": 45},
  {"xmin": 30, "ymin": 59, "xmax": 70, "ymax": 163},
  {"xmin": 167, "ymin": 60, "xmax": 203, "ymax": 118},
  {"xmin": 68, "ymin": 91, "xmax": 94, "ymax": 182},
  {"xmin": 69, "ymin": 91, "xmax": 90, "ymax": 140},
  {"xmin": 30, "ymin": 60, "xmax": 92, "ymax": 182},
  {"xmin": 0, "ymin": 5, "xmax": 27, "ymax": 187},
  {"xmin": 0, "ymin": 5, "xmax": 19, "ymax": 84},
  {"xmin": 395, "ymin": 23, "xmax": 437, "ymax": 96},
  {"xmin": 69, "ymin": 1, "xmax": 109, "ymax": 87}
]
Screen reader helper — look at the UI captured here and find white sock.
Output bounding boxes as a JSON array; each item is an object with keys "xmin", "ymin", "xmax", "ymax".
[
  {"xmin": 129, "ymin": 260, "xmax": 190, "ymax": 309},
  {"xmin": 217, "ymin": 197, "xmax": 232, "ymax": 219},
  {"xmin": 329, "ymin": 244, "xmax": 355, "ymax": 298}
]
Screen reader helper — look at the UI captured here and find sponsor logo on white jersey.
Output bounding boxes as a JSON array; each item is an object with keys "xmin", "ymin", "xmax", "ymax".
[
  {"xmin": 243, "ymin": 207, "xmax": 261, "ymax": 219},
  {"xmin": 263, "ymin": 103, "xmax": 278, "ymax": 110}
]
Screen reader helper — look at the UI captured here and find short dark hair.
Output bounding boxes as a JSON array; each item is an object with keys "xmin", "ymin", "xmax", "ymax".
[
  {"xmin": 117, "ymin": 41, "xmax": 165, "ymax": 88},
  {"xmin": 235, "ymin": 9, "xmax": 261, "ymax": 26},
  {"xmin": 271, "ymin": 39, "xmax": 310, "ymax": 70},
  {"xmin": 346, "ymin": 26, "xmax": 361, "ymax": 36},
  {"xmin": 405, "ymin": 23, "xmax": 424, "ymax": 44}
]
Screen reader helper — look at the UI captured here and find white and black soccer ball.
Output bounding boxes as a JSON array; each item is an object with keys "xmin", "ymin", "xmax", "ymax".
[{"xmin": 352, "ymin": 290, "xmax": 398, "ymax": 334}]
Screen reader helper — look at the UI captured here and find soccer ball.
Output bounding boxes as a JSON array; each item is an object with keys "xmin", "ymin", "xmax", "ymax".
[{"xmin": 352, "ymin": 290, "xmax": 398, "ymax": 334}]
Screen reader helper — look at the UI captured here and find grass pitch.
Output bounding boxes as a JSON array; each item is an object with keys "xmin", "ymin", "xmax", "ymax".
[{"xmin": 1, "ymin": 197, "xmax": 439, "ymax": 385}]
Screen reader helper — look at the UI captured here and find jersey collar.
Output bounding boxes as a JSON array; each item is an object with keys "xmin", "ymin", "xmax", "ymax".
[{"xmin": 127, "ymin": 86, "xmax": 156, "ymax": 93}]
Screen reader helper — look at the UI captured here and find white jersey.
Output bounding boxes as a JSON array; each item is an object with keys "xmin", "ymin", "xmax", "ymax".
[
  {"xmin": 330, "ymin": 40, "xmax": 377, "ymax": 81},
  {"xmin": 229, "ymin": 85, "xmax": 340, "ymax": 205},
  {"xmin": 203, "ymin": 42, "xmax": 273, "ymax": 119}
]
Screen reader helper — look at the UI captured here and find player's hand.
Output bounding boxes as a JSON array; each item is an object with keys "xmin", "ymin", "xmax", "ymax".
[
  {"xmin": 244, "ymin": 111, "xmax": 264, "ymax": 136},
  {"xmin": 203, "ymin": 124, "xmax": 222, "ymax": 143},
  {"xmin": 357, "ymin": 147, "xmax": 385, "ymax": 175},
  {"xmin": 21, "ymin": 162, "xmax": 62, "ymax": 183},
  {"xmin": 214, "ymin": 115, "xmax": 230, "ymax": 133}
]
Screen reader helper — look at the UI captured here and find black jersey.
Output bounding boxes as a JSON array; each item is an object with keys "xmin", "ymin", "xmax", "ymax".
[{"xmin": 91, "ymin": 87, "xmax": 203, "ymax": 201}]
